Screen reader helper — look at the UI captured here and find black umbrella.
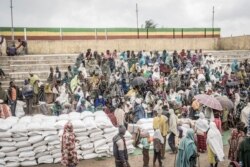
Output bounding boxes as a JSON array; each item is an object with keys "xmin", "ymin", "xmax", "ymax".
[{"xmin": 131, "ymin": 76, "xmax": 147, "ymax": 87}]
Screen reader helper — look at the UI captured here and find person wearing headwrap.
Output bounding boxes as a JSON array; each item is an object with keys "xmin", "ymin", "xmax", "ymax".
[
  {"xmin": 61, "ymin": 122, "xmax": 79, "ymax": 167},
  {"xmin": 168, "ymin": 109, "xmax": 178, "ymax": 154},
  {"xmin": 195, "ymin": 112, "xmax": 209, "ymax": 153},
  {"xmin": 206, "ymin": 122, "xmax": 224, "ymax": 167},
  {"xmin": 62, "ymin": 103, "xmax": 73, "ymax": 114},
  {"xmin": 153, "ymin": 129, "xmax": 164, "ymax": 167},
  {"xmin": 133, "ymin": 98, "xmax": 145, "ymax": 123},
  {"xmin": 51, "ymin": 99, "xmax": 63, "ymax": 116},
  {"xmin": 62, "ymin": 72, "xmax": 71, "ymax": 86},
  {"xmin": 113, "ymin": 125, "xmax": 130, "ymax": 167},
  {"xmin": 76, "ymin": 98, "xmax": 86, "ymax": 113},
  {"xmin": 231, "ymin": 59, "xmax": 239, "ymax": 73},
  {"xmin": 164, "ymin": 51, "xmax": 172, "ymax": 67},
  {"xmin": 94, "ymin": 95, "xmax": 105, "ymax": 108},
  {"xmin": 228, "ymin": 122, "xmax": 246, "ymax": 162},
  {"xmin": 153, "ymin": 109, "xmax": 168, "ymax": 158},
  {"xmin": 176, "ymin": 129, "xmax": 197, "ymax": 167}
]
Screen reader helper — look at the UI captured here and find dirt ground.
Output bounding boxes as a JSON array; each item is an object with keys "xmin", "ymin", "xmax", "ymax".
[{"xmin": 39, "ymin": 146, "xmax": 230, "ymax": 167}]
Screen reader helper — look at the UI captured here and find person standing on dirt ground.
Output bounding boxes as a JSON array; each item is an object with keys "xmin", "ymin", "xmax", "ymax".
[
  {"xmin": 153, "ymin": 129, "xmax": 164, "ymax": 167},
  {"xmin": 153, "ymin": 108, "xmax": 168, "ymax": 159},
  {"xmin": 22, "ymin": 79, "xmax": 34, "ymax": 115},
  {"xmin": 61, "ymin": 122, "xmax": 79, "ymax": 167},
  {"xmin": 16, "ymin": 38, "xmax": 28, "ymax": 55},
  {"xmin": 140, "ymin": 131, "xmax": 151, "ymax": 167},
  {"xmin": 7, "ymin": 81, "xmax": 19, "ymax": 116},
  {"xmin": 113, "ymin": 125, "xmax": 130, "ymax": 167},
  {"xmin": 168, "ymin": 109, "xmax": 178, "ymax": 154}
]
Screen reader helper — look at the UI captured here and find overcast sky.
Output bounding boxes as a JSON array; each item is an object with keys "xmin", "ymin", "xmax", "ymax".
[{"xmin": 0, "ymin": 0, "xmax": 249, "ymax": 37}]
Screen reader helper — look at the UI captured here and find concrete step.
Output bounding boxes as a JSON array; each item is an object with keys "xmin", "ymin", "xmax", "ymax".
[
  {"xmin": 0, "ymin": 69, "xmax": 11, "ymax": 74},
  {"xmin": 0, "ymin": 63, "xmax": 10, "ymax": 66},
  {"xmin": 0, "ymin": 54, "xmax": 78, "ymax": 61},
  {"xmin": 10, "ymin": 63, "xmax": 74, "ymax": 71},
  {"xmin": 9, "ymin": 59, "xmax": 75, "ymax": 65}
]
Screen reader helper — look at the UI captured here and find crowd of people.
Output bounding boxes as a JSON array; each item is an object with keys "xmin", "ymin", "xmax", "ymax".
[
  {"xmin": 0, "ymin": 48, "xmax": 250, "ymax": 167},
  {"xmin": 0, "ymin": 36, "xmax": 28, "ymax": 56}
]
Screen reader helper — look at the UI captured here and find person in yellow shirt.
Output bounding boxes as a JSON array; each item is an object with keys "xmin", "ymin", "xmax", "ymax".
[{"xmin": 153, "ymin": 109, "xmax": 169, "ymax": 159}]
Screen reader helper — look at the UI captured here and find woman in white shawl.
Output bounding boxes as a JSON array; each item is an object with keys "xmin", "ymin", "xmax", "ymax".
[
  {"xmin": 167, "ymin": 89, "xmax": 177, "ymax": 102},
  {"xmin": 145, "ymin": 91, "xmax": 155, "ymax": 105},
  {"xmin": 195, "ymin": 112, "xmax": 209, "ymax": 153},
  {"xmin": 207, "ymin": 122, "xmax": 224, "ymax": 167},
  {"xmin": 78, "ymin": 63, "xmax": 88, "ymax": 78},
  {"xmin": 152, "ymin": 67, "xmax": 160, "ymax": 81},
  {"xmin": 168, "ymin": 109, "xmax": 178, "ymax": 153},
  {"xmin": 153, "ymin": 129, "xmax": 164, "ymax": 166}
]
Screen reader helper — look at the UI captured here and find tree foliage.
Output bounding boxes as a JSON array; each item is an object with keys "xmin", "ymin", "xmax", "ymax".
[{"xmin": 145, "ymin": 19, "xmax": 157, "ymax": 29}]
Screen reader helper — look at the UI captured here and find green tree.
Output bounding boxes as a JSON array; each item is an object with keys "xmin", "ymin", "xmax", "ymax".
[{"xmin": 145, "ymin": 19, "xmax": 157, "ymax": 29}]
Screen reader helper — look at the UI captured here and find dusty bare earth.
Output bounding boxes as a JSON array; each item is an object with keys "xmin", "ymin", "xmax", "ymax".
[{"xmin": 39, "ymin": 146, "xmax": 230, "ymax": 167}]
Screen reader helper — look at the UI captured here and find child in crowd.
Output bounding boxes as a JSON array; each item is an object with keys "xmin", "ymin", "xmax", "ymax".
[
  {"xmin": 140, "ymin": 131, "xmax": 151, "ymax": 167},
  {"xmin": 153, "ymin": 129, "xmax": 164, "ymax": 167}
]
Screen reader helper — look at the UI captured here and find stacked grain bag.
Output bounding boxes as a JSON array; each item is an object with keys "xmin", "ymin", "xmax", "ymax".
[
  {"xmin": 0, "ymin": 117, "xmax": 19, "ymax": 167},
  {"xmin": 79, "ymin": 112, "xmax": 95, "ymax": 159},
  {"xmin": 137, "ymin": 118, "xmax": 154, "ymax": 136},
  {"xmin": 0, "ymin": 111, "xmax": 134, "ymax": 167},
  {"xmin": 93, "ymin": 111, "xmax": 114, "ymax": 158}
]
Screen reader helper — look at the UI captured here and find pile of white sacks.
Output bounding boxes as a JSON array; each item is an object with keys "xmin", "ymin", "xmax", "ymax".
[
  {"xmin": 136, "ymin": 118, "xmax": 155, "ymax": 149},
  {"xmin": 0, "ymin": 111, "xmax": 134, "ymax": 167}
]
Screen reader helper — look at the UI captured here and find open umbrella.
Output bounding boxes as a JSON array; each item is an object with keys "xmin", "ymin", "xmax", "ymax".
[
  {"xmin": 131, "ymin": 76, "xmax": 146, "ymax": 87},
  {"xmin": 194, "ymin": 94, "xmax": 223, "ymax": 111},
  {"xmin": 216, "ymin": 96, "xmax": 234, "ymax": 111}
]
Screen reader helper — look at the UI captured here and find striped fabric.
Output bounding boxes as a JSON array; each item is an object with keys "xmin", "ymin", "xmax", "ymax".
[{"xmin": 0, "ymin": 27, "xmax": 220, "ymax": 40}]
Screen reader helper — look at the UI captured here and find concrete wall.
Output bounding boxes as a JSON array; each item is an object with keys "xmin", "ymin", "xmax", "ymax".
[
  {"xmin": 26, "ymin": 38, "xmax": 218, "ymax": 54},
  {"xmin": 218, "ymin": 35, "xmax": 250, "ymax": 50}
]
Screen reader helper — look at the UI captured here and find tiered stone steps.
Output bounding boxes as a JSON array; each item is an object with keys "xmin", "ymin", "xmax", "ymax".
[{"xmin": 0, "ymin": 54, "xmax": 78, "ymax": 90}]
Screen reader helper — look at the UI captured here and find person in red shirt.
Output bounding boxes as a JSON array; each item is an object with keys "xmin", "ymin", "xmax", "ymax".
[{"xmin": 179, "ymin": 49, "xmax": 186, "ymax": 62}]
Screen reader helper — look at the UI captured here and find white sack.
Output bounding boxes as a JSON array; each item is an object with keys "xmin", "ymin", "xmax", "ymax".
[
  {"xmin": 15, "ymin": 141, "xmax": 30, "ymax": 148},
  {"xmin": 17, "ymin": 147, "xmax": 33, "ymax": 153},
  {"xmin": 81, "ymin": 148, "xmax": 94, "ymax": 155},
  {"xmin": 54, "ymin": 120, "xmax": 68, "ymax": 129},
  {"xmin": 38, "ymin": 155, "xmax": 53, "ymax": 164},
  {"xmin": 80, "ymin": 143, "xmax": 94, "ymax": 150},
  {"xmin": 94, "ymin": 139, "xmax": 107, "ymax": 148},
  {"xmin": 28, "ymin": 135, "xmax": 44, "ymax": 144},
  {"xmin": 69, "ymin": 112, "xmax": 81, "ymax": 120},
  {"xmin": 80, "ymin": 111, "xmax": 94, "ymax": 120},
  {"xmin": 19, "ymin": 151, "xmax": 35, "ymax": 158},
  {"xmin": 83, "ymin": 153, "xmax": 98, "ymax": 159},
  {"xmin": 5, "ymin": 162, "xmax": 20, "ymax": 167},
  {"xmin": 20, "ymin": 160, "xmax": 37, "ymax": 166},
  {"xmin": 0, "ymin": 147, "xmax": 16, "ymax": 153}
]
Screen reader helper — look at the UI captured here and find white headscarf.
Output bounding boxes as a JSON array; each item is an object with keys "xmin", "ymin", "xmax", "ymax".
[
  {"xmin": 195, "ymin": 112, "xmax": 209, "ymax": 133},
  {"xmin": 169, "ymin": 109, "xmax": 178, "ymax": 136},
  {"xmin": 207, "ymin": 122, "xmax": 224, "ymax": 161},
  {"xmin": 154, "ymin": 129, "xmax": 164, "ymax": 144}
]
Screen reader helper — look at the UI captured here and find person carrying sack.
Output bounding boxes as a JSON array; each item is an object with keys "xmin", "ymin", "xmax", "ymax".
[{"xmin": 113, "ymin": 125, "xmax": 130, "ymax": 167}]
